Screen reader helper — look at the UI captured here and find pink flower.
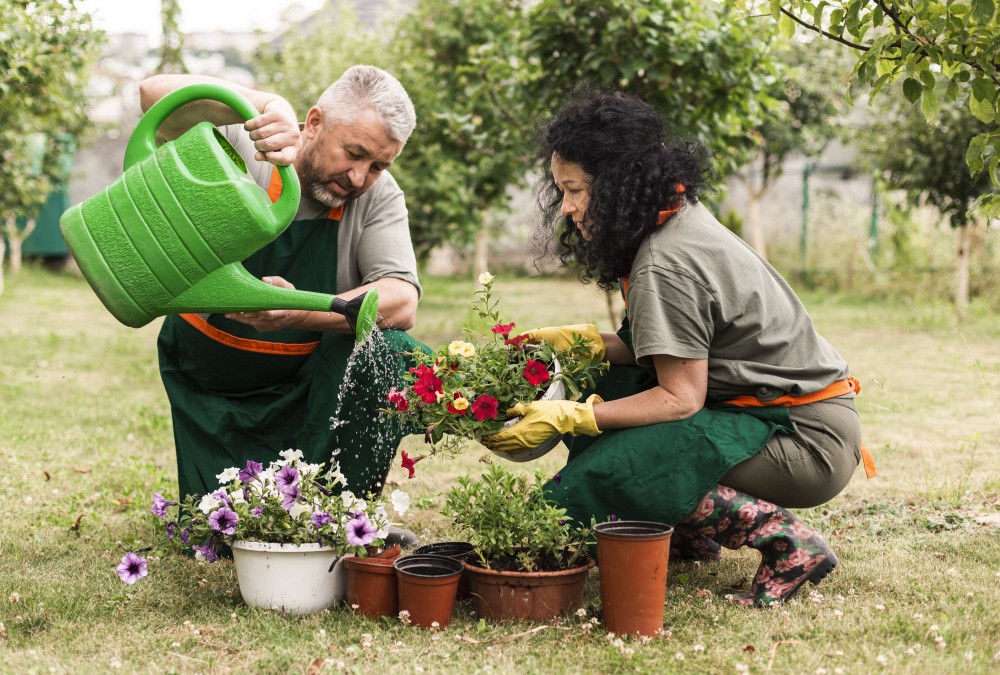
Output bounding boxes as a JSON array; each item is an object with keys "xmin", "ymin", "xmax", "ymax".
[
  {"xmin": 755, "ymin": 564, "xmax": 776, "ymax": 585},
  {"xmin": 523, "ymin": 359, "xmax": 551, "ymax": 386},
  {"xmin": 692, "ymin": 495, "xmax": 715, "ymax": 520},
  {"xmin": 504, "ymin": 333, "xmax": 530, "ymax": 348},
  {"xmin": 491, "ymin": 322, "xmax": 515, "ymax": 338},
  {"xmin": 400, "ymin": 450, "xmax": 423, "ymax": 479},
  {"xmin": 776, "ymin": 548, "xmax": 813, "ymax": 572},
  {"xmin": 755, "ymin": 518, "xmax": 784, "ymax": 539},
  {"xmin": 738, "ymin": 501, "xmax": 759, "ymax": 523},
  {"xmin": 717, "ymin": 486, "xmax": 737, "ymax": 500},
  {"xmin": 790, "ymin": 521, "xmax": 814, "ymax": 539},
  {"xmin": 471, "ymin": 394, "xmax": 499, "ymax": 421},
  {"xmin": 412, "ymin": 369, "xmax": 443, "ymax": 404}
]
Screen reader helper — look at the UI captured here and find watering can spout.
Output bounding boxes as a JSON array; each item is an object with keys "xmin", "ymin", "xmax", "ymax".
[{"xmin": 331, "ymin": 292, "xmax": 380, "ymax": 343}]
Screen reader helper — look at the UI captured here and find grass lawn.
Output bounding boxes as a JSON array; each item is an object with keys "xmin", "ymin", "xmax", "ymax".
[{"xmin": 1, "ymin": 264, "xmax": 998, "ymax": 674}]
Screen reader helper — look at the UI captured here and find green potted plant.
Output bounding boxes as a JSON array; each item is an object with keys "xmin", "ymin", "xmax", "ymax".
[
  {"xmin": 151, "ymin": 450, "xmax": 411, "ymax": 615},
  {"xmin": 381, "ymin": 273, "xmax": 607, "ymax": 462},
  {"xmin": 441, "ymin": 464, "xmax": 595, "ymax": 623}
]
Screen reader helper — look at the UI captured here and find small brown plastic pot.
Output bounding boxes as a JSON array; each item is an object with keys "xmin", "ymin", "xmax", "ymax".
[
  {"xmin": 594, "ymin": 520, "xmax": 673, "ymax": 637},
  {"xmin": 414, "ymin": 541, "xmax": 475, "ymax": 600},
  {"xmin": 462, "ymin": 556, "xmax": 595, "ymax": 623},
  {"xmin": 394, "ymin": 554, "xmax": 463, "ymax": 628},
  {"xmin": 344, "ymin": 550, "xmax": 401, "ymax": 619}
]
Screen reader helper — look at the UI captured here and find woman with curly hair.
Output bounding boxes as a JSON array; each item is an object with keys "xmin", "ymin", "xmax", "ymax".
[{"xmin": 483, "ymin": 93, "xmax": 869, "ymax": 608}]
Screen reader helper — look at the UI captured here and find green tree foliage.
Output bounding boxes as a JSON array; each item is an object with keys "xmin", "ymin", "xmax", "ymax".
[
  {"xmin": 766, "ymin": 0, "xmax": 1000, "ymax": 217},
  {"xmin": 156, "ymin": 0, "xmax": 187, "ymax": 74},
  {"xmin": 525, "ymin": 0, "xmax": 781, "ymax": 176},
  {"xmin": 389, "ymin": 0, "xmax": 540, "ymax": 260},
  {"xmin": 0, "ymin": 0, "xmax": 103, "ymax": 287},
  {"xmin": 253, "ymin": 1, "xmax": 397, "ymax": 115}
]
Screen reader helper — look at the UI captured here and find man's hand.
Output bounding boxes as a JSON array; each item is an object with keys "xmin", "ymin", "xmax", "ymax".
[
  {"xmin": 224, "ymin": 276, "xmax": 304, "ymax": 332},
  {"xmin": 527, "ymin": 324, "xmax": 606, "ymax": 362},
  {"xmin": 481, "ymin": 395, "xmax": 604, "ymax": 454},
  {"xmin": 244, "ymin": 98, "xmax": 300, "ymax": 165}
]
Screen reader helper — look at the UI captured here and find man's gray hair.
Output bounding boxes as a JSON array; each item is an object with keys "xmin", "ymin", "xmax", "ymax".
[{"xmin": 316, "ymin": 65, "xmax": 416, "ymax": 145}]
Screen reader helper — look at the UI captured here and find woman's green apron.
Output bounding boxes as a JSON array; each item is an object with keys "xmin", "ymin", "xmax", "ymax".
[
  {"xmin": 545, "ymin": 314, "xmax": 795, "ymax": 527},
  {"xmin": 158, "ymin": 211, "xmax": 421, "ymax": 500}
]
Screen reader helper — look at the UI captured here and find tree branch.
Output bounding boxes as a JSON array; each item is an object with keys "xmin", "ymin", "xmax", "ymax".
[{"xmin": 778, "ymin": 7, "xmax": 868, "ymax": 51}]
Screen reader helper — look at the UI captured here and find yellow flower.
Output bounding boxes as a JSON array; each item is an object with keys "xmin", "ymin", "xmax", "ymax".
[
  {"xmin": 478, "ymin": 272, "xmax": 494, "ymax": 285},
  {"xmin": 451, "ymin": 397, "xmax": 469, "ymax": 411},
  {"xmin": 448, "ymin": 340, "xmax": 476, "ymax": 358}
]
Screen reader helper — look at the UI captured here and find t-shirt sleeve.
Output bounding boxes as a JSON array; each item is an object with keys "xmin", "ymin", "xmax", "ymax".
[
  {"xmin": 627, "ymin": 264, "xmax": 715, "ymax": 366},
  {"xmin": 347, "ymin": 176, "xmax": 422, "ymax": 297}
]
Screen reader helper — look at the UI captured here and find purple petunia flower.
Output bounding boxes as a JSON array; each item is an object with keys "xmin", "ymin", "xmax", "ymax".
[
  {"xmin": 552, "ymin": 472, "xmax": 562, "ymax": 485},
  {"xmin": 311, "ymin": 511, "xmax": 333, "ymax": 528},
  {"xmin": 166, "ymin": 521, "xmax": 177, "ymax": 539},
  {"xmin": 345, "ymin": 513, "xmax": 378, "ymax": 547},
  {"xmin": 275, "ymin": 465, "xmax": 300, "ymax": 491},
  {"xmin": 150, "ymin": 492, "xmax": 177, "ymax": 519},
  {"xmin": 238, "ymin": 460, "xmax": 264, "ymax": 483},
  {"xmin": 192, "ymin": 542, "xmax": 219, "ymax": 563},
  {"xmin": 609, "ymin": 514, "xmax": 618, "ymax": 522},
  {"xmin": 116, "ymin": 552, "xmax": 148, "ymax": 585},
  {"xmin": 211, "ymin": 490, "xmax": 232, "ymax": 506},
  {"xmin": 250, "ymin": 506, "xmax": 264, "ymax": 518},
  {"xmin": 280, "ymin": 485, "xmax": 301, "ymax": 511},
  {"xmin": 180, "ymin": 527, "xmax": 191, "ymax": 545},
  {"xmin": 208, "ymin": 507, "xmax": 239, "ymax": 536}
]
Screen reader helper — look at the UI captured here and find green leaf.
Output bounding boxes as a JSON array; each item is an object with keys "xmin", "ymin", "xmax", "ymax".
[
  {"xmin": 778, "ymin": 13, "xmax": 796, "ymax": 38},
  {"xmin": 966, "ymin": 133, "xmax": 988, "ymax": 175},
  {"xmin": 970, "ymin": 79, "xmax": 998, "ymax": 123},
  {"xmin": 770, "ymin": 0, "xmax": 782, "ymax": 22},
  {"xmin": 920, "ymin": 86, "xmax": 940, "ymax": 123},
  {"xmin": 903, "ymin": 77, "xmax": 923, "ymax": 103},
  {"xmin": 971, "ymin": 0, "xmax": 995, "ymax": 24}
]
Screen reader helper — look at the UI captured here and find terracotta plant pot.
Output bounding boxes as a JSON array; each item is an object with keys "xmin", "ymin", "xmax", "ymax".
[
  {"xmin": 414, "ymin": 541, "xmax": 475, "ymax": 600},
  {"xmin": 463, "ymin": 556, "xmax": 595, "ymax": 623},
  {"xmin": 594, "ymin": 520, "xmax": 673, "ymax": 637},
  {"xmin": 344, "ymin": 547, "xmax": 402, "ymax": 620},
  {"xmin": 394, "ymin": 554, "xmax": 464, "ymax": 628}
]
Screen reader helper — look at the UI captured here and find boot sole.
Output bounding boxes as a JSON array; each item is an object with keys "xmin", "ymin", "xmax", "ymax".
[{"xmin": 782, "ymin": 550, "xmax": 839, "ymax": 604}]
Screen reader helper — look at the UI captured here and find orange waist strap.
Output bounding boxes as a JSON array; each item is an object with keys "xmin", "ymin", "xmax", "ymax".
[{"xmin": 723, "ymin": 376, "xmax": 876, "ymax": 479}]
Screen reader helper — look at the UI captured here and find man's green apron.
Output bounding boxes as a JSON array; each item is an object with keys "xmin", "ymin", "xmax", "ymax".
[
  {"xmin": 545, "ymin": 314, "xmax": 794, "ymax": 527},
  {"xmin": 158, "ymin": 211, "xmax": 421, "ymax": 500}
]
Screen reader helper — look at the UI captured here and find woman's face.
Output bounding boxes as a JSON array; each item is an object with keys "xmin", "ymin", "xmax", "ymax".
[{"xmin": 550, "ymin": 153, "xmax": 594, "ymax": 240}]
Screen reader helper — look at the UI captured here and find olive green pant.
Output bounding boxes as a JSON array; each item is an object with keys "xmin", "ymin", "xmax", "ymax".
[{"xmin": 721, "ymin": 395, "xmax": 862, "ymax": 508}]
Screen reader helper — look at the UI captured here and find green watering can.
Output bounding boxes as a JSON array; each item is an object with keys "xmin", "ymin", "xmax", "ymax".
[{"xmin": 59, "ymin": 83, "xmax": 378, "ymax": 341}]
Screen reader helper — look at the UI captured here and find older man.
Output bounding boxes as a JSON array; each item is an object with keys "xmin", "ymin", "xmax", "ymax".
[{"xmin": 139, "ymin": 66, "xmax": 423, "ymax": 504}]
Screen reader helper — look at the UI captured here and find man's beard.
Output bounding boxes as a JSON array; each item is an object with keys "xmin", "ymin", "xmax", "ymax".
[{"xmin": 297, "ymin": 144, "xmax": 359, "ymax": 208}]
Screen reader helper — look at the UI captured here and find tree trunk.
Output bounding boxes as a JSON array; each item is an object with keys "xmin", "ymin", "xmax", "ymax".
[
  {"xmin": 604, "ymin": 289, "xmax": 621, "ymax": 330},
  {"xmin": 745, "ymin": 188, "xmax": 768, "ymax": 261},
  {"xmin": 473, "ymin": 217, "xmax": 489, "ymax": 276},
  {"xmin": 955, "ymin": 223, "xmax": 971, "ymax": 318},
  {"xmin": 2, "ymin": 216, "xmax": 34, "ymax": 275},
  {"xmin": 0, "ymin": 234, "xmax": 5, "ymax": 296}
]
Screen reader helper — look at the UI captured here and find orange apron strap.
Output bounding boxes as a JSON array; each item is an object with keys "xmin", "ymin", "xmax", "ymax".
[
  {"xmin": 860, "ymin": 443, "xmax": 877, "ymax": 478},
  {"xmin": 267, "ymin": 167, "xmax": 344, "ymax": 220}
]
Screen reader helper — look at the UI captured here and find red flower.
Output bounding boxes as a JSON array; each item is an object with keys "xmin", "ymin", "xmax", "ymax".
[
  {"xmin": 504, "ymin": 333, "xmax": 530, "ymax": 348},
  {"xmin": 491, "ymin": 322, "xmax": 515, "ymax": 338},
  {"xmin": 522, "ymin": 359, "xmax": 551, "ymax": 386},
  {"xmin": 386, "ymin": 388, "xmax": 409, "ymax": 412},
  {"xmin": 470, "ymin": 394, "xmax": 499, "ymax": 421},
  {"xmin": 412, "ymin": 369, "xmax": 443, "ymax": 404},
  {"xmin": 400, "ymin": 450, "xmax": 423, "ymax": 479},
  {"xmin": 446, "ymin": 392, "xmax": 469, "ymax": 415}
]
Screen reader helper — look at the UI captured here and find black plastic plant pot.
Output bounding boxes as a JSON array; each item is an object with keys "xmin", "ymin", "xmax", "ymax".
[
  {"xmin": 393, "ymin": 554, "xmax": 464, "ymax": 578},
  {"xmin": 414, "ymin": 542, "xmax": 475, "ymax": 560},
  {"xmin": 592, "ymin": 520, "xmax": 674, "ymax": 539}
]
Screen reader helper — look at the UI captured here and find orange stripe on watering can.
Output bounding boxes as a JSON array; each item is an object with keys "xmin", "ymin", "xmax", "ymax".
[
  {"xmin": 267, "ymin": 167, "xmax": 344, "ymax": 220},
  {"xmin": 179, "ymin": 313, "xmax": 320, "ymax": 355}
]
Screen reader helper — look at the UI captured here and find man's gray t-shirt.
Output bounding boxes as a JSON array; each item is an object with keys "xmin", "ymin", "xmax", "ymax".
[
  {"xmin": 222, "ymin": 124, "xmax": 421, "ymax": 297},
  {"xmin": 627, "ymin": 201, "xmax": 848, "ymax": 402}
]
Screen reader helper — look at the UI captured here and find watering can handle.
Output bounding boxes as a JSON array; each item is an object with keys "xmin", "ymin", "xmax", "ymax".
[{"xmin": 123, "ymin": 83, "xmax": 300, "ymax": 226}]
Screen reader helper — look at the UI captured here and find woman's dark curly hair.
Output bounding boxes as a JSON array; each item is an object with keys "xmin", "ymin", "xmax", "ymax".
[{"xmin": 534, "ymin": 92, "xmax": 715, "ymax": 289}]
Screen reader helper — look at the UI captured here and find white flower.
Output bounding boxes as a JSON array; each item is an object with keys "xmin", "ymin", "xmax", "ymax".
[
  {"xmin": 326, "ymin": 464, "xmax": 347, "ymax": 487},
  {"xmin": 390, "ymin": 490, "xmax": 410, "ymax": 515},
  {"xmin": 197, "ymin": 494, "xmax": 221, "ymax": 514},
  {"xmin": 215, "ymin": 467, "xmax": 240, "ymax": 484},
  {"xmin": 299, "ymin": 462, "xmax": 323, "ymax": 477},
  {"xmin": 279, "ymin": 448, "xmax": 304, "ymax": 462},
  {"xmin": 478, "ymin": 271, "xmax": 494, "ymax": 285},
  {"xmin": 289, "ymin": 502, "xmax": 313, "ymax": 520},
  {"xmin": 448, "ymin": 340, "xmax": 476, "ymax": 358},
  {"xmin": 229, "ymin": 489, "xmax": 247, "ymax": 505}
]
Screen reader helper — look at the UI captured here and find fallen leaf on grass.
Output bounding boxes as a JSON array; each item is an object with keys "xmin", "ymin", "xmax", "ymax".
[
  {"xmin": 70, "ymin": 467, "xmax": 92, "ymax": 474},
  {"xmin": 70, "ymin": 515, "xmax": 83, "ymax": 532},
  {"xmin": 43, "ymin": 471, "xmax": 50, "ymax": 481},
  {"xmin": 307, "ymin": 658, "xmax": 326, "ymax": 675},
  {"xmin": 742, "ymin": 645, "xmax": 756, "ymax": 653}
]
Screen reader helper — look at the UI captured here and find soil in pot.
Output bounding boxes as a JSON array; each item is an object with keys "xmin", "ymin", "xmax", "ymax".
[
  {"xmin": 594, "ymin": 520, "xmax": 673, "ymax": 637},
  {"xmin": 394, "ymin": 554, "xmax": 463, "ymax": 628},
  {"xmin": 414, "ymin": 542, "xmax": 474, "ymax": 600},
  {"xmin": 463, "ymin": 555, "xmax": 595, "ymax": 623},
  {"xmin": 344, "ymin": 552, "xmax": 401, "ymax": 620}
]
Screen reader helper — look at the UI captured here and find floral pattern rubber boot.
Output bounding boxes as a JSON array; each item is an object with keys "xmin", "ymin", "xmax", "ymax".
[
  {"xmin": 679, "ymin": 484, "xmax": 838, "ymax": 607},
  {"xmin": 669, "ymin": 526, "xmax": 722, "ymax": 562}
]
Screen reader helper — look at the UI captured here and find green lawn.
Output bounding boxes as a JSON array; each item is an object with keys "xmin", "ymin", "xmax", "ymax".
[{"xmin": 1, "ymin": 265, "xmax": 998, "ymax": 673}]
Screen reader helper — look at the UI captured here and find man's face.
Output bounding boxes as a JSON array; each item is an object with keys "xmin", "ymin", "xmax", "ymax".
[{"xmin": 297, "ymin": 107, "xmax": 403, "ymax": 208}]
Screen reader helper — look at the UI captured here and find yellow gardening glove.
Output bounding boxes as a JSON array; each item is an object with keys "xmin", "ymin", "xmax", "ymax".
[
  {"xmin": 481, "ymin": 394, "xmax": 604, "ymax": 454},
  {"xmin": 527, "ymin": 324, "xmax": 606, "ymax": 362}
]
